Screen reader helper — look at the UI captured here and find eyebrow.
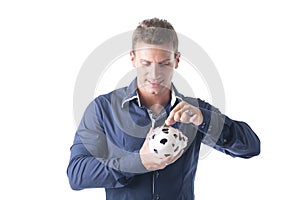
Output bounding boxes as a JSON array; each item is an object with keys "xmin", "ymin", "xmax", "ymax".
[{"xmin": 140, "ymin": 58, "xmax": 171, "ymax": 63}]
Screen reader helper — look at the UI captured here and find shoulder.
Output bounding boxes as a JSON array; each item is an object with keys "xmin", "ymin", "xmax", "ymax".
[{"xmin": 93, "ymin": 86, "xmax": 128, "ymax": 105}]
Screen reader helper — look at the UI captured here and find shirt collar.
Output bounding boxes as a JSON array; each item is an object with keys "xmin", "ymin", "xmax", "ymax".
[{"xmin": 121, "ymin": 78, "xmax": 183, "ymax": 108}]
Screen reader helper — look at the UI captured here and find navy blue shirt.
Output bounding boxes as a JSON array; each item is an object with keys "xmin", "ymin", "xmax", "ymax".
[{"xmin": 67, "ymin": 79, "xmax": 260, "ymax": 200}]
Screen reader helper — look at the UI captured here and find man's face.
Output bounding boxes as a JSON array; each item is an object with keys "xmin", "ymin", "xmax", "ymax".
[{"xmin": 131, "ymin": 42, "xmax": 179, "ymax": 95}]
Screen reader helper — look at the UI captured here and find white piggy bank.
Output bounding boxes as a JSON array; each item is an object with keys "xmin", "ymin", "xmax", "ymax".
[{"xmin": 148, "ymin": 125, "xmax": 188, "ymax": 158}]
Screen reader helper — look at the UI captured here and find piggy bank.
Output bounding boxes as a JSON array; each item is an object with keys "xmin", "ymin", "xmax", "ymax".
[{"xmin": 148, "ymin": 125, "xmax": 188, "ymax": 158}]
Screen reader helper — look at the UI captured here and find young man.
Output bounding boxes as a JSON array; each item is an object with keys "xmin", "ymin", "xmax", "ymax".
[{"xmin": 67, "ymin": 18, "xmax": 260, "ymax": 200}]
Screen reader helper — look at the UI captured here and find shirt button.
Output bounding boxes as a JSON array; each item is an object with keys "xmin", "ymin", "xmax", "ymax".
[
  {"xmin": 201, "ymin": 122, "xmax": 206, "ymax": 129},
  {"xmin": 156, "ymin": 171, "xmax": 159, "ymax": 178},
  {"xmin": 156, "ymin": 195, "xmax": 160, "ymax": 200},
  {"xmin": 208, "ymin": 125, "xmax": 212, "ymax": 132}
]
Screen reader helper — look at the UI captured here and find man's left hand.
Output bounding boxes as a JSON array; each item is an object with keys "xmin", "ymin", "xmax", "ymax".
[{"xmin": 165, "ymin": 101, "xmax": 203, "ymax": 126}]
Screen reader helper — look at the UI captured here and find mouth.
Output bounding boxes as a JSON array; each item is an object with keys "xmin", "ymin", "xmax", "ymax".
[{"xmin": 148, "ymin": 80, "xmax": 163, "ymax": 87}]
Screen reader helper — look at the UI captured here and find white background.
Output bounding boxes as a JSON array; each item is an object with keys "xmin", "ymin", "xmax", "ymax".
[{"xmin": 1, "ymin": 0, "xmax": 299, "ymax": 199}]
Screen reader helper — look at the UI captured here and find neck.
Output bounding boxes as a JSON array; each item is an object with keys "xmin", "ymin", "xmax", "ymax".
[{"xmin": 138, "ymin": 89, "xmax": 171, "ymax": 114}]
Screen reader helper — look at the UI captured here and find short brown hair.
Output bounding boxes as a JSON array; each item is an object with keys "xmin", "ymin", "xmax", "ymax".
[{"xmin": 132, "ymin": 18, "xmax": 179, "ymax": 56}]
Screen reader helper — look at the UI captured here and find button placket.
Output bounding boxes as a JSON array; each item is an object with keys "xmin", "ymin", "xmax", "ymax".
[
  {"xmin": 152, "ymin": 171, "xmax": 161, "ymax": 200},
  {"xmin": 156, "ymin": 171, "xmax": 159, "ymax": 179},
  {"xmin": 201, "ymin": 122, "xmax": 206, "ymax": 129}
]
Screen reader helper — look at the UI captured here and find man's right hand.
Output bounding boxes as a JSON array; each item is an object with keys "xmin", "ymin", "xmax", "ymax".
[{"xmin": 139, "ymin": 127, "xmax": 184, "ymax": 171}]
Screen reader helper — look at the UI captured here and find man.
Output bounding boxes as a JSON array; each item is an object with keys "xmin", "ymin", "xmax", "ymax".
[{"xmin": 67, "ymin": 18, "xmax": 260, "ymax": 200}]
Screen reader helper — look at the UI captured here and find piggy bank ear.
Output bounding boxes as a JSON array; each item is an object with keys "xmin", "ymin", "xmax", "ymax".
[
  {"xmin": 182, "ymin": 135, "xmax": 188, "ymax": 149},
  {"xmin": 177, "ymin": 131, "xmax": 187, "ymax": 149}
]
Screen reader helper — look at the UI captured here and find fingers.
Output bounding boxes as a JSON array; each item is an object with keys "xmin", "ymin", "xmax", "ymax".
[
  {"xmin": 166, "ymin": 102, "xmax": 191, "ymax": 125},
  {"xmin": 141, "ymin": 149, "xmax": 184, "ymax": 171},
  {"xmin": 140, "ymin": 127, "xmax": 154, "ymax": 158},
  {"xmin": 165, "ymin": 102, "xmax": 183, "ymax": 125},
  {"xmin": 147, "ymin": 127, "xmax": 154, "ymax": 139},
  {"xmin": 166, "ymin": 101, "xmax": 203, "ymax": 126},
  {"xmin": 190, "ymin": 114, "xmax": 202, "ymax": 126},
  {"xmin": 151, "ymin": 151, "xmax": 183, "ymax": 170},
  {"xmin": 166, "ymin": 102, "xmax": 192, "ymax": 125},
  {"xmin": 160, "ymin": 150, "xmax": 184, "ymax": 168}
]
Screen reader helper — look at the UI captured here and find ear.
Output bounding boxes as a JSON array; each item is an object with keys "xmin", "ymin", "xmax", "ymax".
[
  {"xmin": 130, "ymin": 51, "xmax": 135, "ymax": 61},
  {"xmin": 175, "ymin": 52, "xmax": 181, "ymax": 69},
  {"xmin": 130, "ymin": 51, "xmax": 136, "ymax": 68}
]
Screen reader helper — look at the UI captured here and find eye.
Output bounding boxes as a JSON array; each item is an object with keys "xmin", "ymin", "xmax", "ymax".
[
  {"xmin": 158, "ymin": 62, "xmax": 171, "ymax": 68},
  {"xmin": 141, "ymin": 60, "xmax": 151, "ymax": 67}
]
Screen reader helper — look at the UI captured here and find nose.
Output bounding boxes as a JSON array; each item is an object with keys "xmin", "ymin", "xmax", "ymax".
[{"xmin": 149, "ymin": 63, "xmax": 160, "ymax": 79}]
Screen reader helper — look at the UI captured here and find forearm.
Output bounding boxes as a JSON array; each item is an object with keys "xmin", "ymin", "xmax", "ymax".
[
  {"xmin": 212, "ymin": 117, "xmax": 260, "ymax": 158},
  {"xmin": 67, "ymin": 143, "xmax": 147, "ymax": 190},
  {"xmin": 67, "ymin": 155, "xmax": 130, "ymax": 190},
  {"xmin": 67, "ymin": 99, "xmax": 150, "ymax": 190},
  {"xmin": 198, "ymin": 101, "xmax": 260, "ymax": 158}
]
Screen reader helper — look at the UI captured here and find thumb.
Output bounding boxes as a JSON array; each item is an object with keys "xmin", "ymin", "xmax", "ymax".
[{"xmin": 146, "ymin": 127, "xmax": 154, "ymax": 139}]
